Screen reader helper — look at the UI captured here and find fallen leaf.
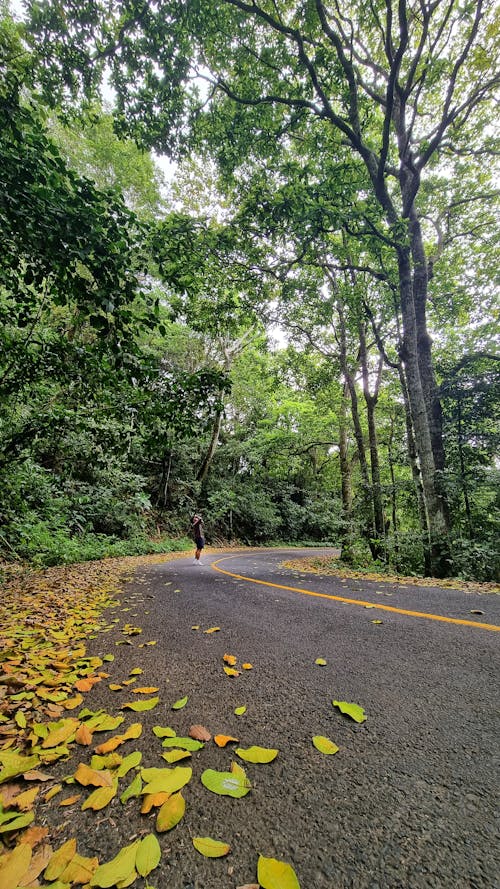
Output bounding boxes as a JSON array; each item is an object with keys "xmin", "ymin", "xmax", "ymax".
[
  {"xmin": 171, "ymin": 696, "xmax": 188, "ymax": 710},
  {"xmin": 191, "ymin": 625, "xmax": 200, "ymax": 630},
  {"xmin": 152, "ymin": 726, "xmax": 176, "ymax": 738},
  {"xmin": 257, "ymin": 854, "xmax": 301, "ymax": 889},
  {"xmin": 161, "ymin": 749, "xmax": 191, "ymax": 763},
  {"xmin": 236, "ymin": 746, "xmax": 278, "ymax": 764},
  {"xmin": 141, "ymin": 791, "xmax": 170, "ymax": 813},
  {"xmin": 60, "ymin": 852, "xmax": 99, "ymax": 883},
  {"xmin": 129, "ymin": 668, "xmax": 143, "ymax": 676},
  {"xmin": 223, "ymin": 654, "xmax": 237, "ymax": 666},
  {"xmin": 81, "ymin": 780, "xmax": 118, "ymax": 811},
  {"xmin": 44, "ymin": 838, "xmax": 77, "ymax": 881},
  {"xmin": 135, "ymin": 833, "xmax": 161, "ymax": 877},
  {"xmin": 120, "ymin": 773, "xmax": 142, "ymax": 804},
  {"xmin": 122, "ymin": 697, "xmax": 159, "ymax": 712},
  {"xmin": 89, "ymin": 840, "xmax": 140, "ymax": 887},
  {"xmin": 203, "ymin": 627, "xmax": 220, "ymax": 634},
  {"xmin": 192, "ymin": 836, "xmax": 231, "ymax": 858},
  {"xmin": 156, "ymin": 791, "xmax": 185, "ymax": 832},
  {"xmin": 234, "ymin": 705, "xmax": 247, "ymax": 716},
  {"xmin": 332, "ymin": 700, "xmax": 367, "ymax": 723},
  {"xmin": 189, "ymin": 724, "xmax": 211, "ymax": 741},
  {"xmin": 161, "ymin": 737, "xmax": 204, "ymax": 751},
  {"xmin": 224, "ymin": 666, "xmax": 241, "ymax": 677},
  {"xmin": 132, "ymin": 687, "xmax": 159, "ymax": 694},
  {"xmin": 141, "ymin": 766, "xmax": 193, "ymax": 795},
  {"xmin": 2, "ymin": 842, "xmax": 32, "ymax": 889},
  {"xmin": 470, "ymin": 610, "xmax": 484, "ymax": 615},
  {"xmin": 315, "ymin": 658, "xmax": 327, "ymax": 666},
  {"xmin": 312, "ymin": 736, "xmax": 339, "ymax": 755},
  {"xmin": 74, "ymin": 763, "xmax": 114, "ymax": 787},
  {"xmin": 214, "ymin": 735, "xmax": 239, "ymax": 748},
  {"xmin": 75, "ymin": 724, "xmax": 93, "ymax": 746},
  {"xmin": 371, "ymin": 619, "xmax": 383, "ymax": 625},
  {"xmin": 201, "ymin": 768, "xmax": 250, "ymax": 798}
]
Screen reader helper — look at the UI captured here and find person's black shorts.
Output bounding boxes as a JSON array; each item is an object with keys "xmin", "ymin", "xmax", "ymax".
[{"xmin": 195, "ymin": 536, "xmax": 205, "ymax": 549}]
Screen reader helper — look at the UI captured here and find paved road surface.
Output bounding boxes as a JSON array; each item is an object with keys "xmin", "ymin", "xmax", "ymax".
[{"xmin": 83, "ymin": 548, "xmax": 500, "ymax": 889}]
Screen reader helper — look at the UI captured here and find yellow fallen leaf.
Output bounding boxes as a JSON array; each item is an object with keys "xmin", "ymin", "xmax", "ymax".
[
  {"xmin": 11, "ymin": 785, "xmax": 39, "ymax": 810},
  {"xmin": 242, "ymin": 663, "xmax": 253, "ymax": 670},
  {"xmin": 236, "ymin": 746, "xmax": 278, "ymax": 764},
  {"xmin": 156, "ymin": 792, "xmax": 185, "ymax": 831},
  {"xmin": 74, "ymin": 763, "xmax": 114, "ymax": 787},
  {"xmin": 162, "ymin": 750, "xmax": 192, "ymax": 764},
  {"xmin": 2, "ymin": 842, "xmax": 32, "ymax": 889},
  {"xmin": 44, "ymin": 783, "xmax": 62, "ymax": 802},
  {"xmin": 81, "ymin": 781, "xmax": 118, "ymax": 811},
  {"xmin": 60, "ymin": 794, "xmax": 82, "ymax": 806},
  {"xmin": 60, "ymin": 852, "xmax": 99, "ymax": 883},
  {"xmin": 131, "ymin": 687, "xmax": 159, "ymax": 694},
  {"xmin": 44, "ymin": 838, "xmax": 77, "ymax": 880},
  {"xmin": 214, "ymin": 734, "xmax": 239, "ymax": 748},
  {"xmin": 108, "ymin": 684, "xmax": 123, "ymax": 691},
  {"xmin": 192, "ymin": 836, "xmax": 231, "ymax": 858},
  {"xmin": 191, "ymin": 625, "xmax": 200, "ymax": 630},
  {"xmin": 41, "ymin": 718, "xmax": 79, "ymax": 749},
  {"xmin": 223, "ymin": 666, "xmax": 240, "ymax": 677},
  {"xmin": 129, "ymin": 668, "xmax": 143, "ymax": 675},
  {"xmin": 234, "ymin": 705, "xmax": 247, "ymax": 716},
  {"xmin": 315, "ymin": 658, "xmax": 327, "ymax": 666},
  {"xmin": 223, "ymin": 654, "xmax": 237, "ymax": 665},
  {"xmin": 140, "ymin": 791, "xmax": 171, "ymax": 814},
  {"xmin": 204, "ymin": 627, "xmax": 220, "ymax": 634},
  {"xmin": 257, "ymin": 854, "xmax": 301, "ymax": 888},
  {"xmin": 63, "ymin": 693, "xmax": 84, "ymax": 710},
  {"xmin": 312, "ymin": 735, "xmax": 339, "ymax": 755}
]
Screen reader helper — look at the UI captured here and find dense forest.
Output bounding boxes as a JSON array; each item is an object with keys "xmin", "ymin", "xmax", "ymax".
[{"xmin": 1, "ymin": 0, "xmax": 499, "ymax": 580}]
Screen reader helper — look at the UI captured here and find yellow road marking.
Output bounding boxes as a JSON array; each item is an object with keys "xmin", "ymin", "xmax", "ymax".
[{"xmin": 211, "ymin": 556, "xmax": 500, "ymax": 632}]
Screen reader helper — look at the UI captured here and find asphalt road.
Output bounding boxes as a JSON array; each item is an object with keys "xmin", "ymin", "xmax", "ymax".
[{"xmin": 75, "ymin": 548, "xmax": 500, "ymax": 889}]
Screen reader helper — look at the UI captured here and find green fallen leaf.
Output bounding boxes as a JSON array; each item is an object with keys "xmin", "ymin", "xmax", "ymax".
[
  {"xmin": 161, "ymin": 737, "xmax": 204, "ymax": 751},
  {"xmin": 171, "ymin": 695, "xmax": 188, "ymax": 710},
  {"xmin": 135, "ymin": 833, "xmax": 161, "ymax": 877},
  {"xmin": 201, "ymin": 767, "xmax": 251, "ymax": 798},
  {"xmin": 90, "ymin": 840, "xmax": 139, "ymax": 887},
  {"xmin": 121, "ymin": 697, "xmax": 159, "ymax": 712},
  {"xmin": 234, "ymin": 705, "xmax": 247, "ymax": 716},
  {"xmin": 332, "ymin": 700, "xmax": 367, "ymax": 723},
  {"xmin": 120, "ymin": 773, "xmax": 142, "ymax": 804}
]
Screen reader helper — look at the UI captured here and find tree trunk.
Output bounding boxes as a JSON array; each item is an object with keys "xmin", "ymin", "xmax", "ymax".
[
  {"xmin": 398, "ymin": 364, "xmax": 432, "ymax": 576},
  {"xmin": 359, "ymin": 320, "xmax": 386, "ymax": 561},
  {"xmin": 397, "ymin": 243, "xmax": 450, "ymax": 576},
  {"xmin": 196, "ymin": 406, "xmax": 223, "ymax": 485}
]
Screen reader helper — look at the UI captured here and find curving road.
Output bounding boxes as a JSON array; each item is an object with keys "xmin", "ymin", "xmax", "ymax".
[{"xmin": 85, "ymin": 547, "xmax": 500, "ymax": 889}]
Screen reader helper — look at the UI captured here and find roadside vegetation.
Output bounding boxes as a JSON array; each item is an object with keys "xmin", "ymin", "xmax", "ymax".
[{"xmin": 1, "ymin": 1, "xmax": 498, "ymax": 582}]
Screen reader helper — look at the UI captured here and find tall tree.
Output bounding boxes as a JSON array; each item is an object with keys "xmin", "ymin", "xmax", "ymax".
[{"xmin": 27, "ymin": 0, "xmax": 499, "ymax": 574}]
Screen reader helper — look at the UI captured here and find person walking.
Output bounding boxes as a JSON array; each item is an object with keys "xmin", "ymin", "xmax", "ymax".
[{"xmin": 191, "ymin": 514, "xmax": 205, "ymax": 563}]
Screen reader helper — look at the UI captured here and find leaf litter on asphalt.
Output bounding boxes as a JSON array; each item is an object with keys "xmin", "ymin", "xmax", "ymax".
[{"xmin": 0, "ymin": 552, "xmax": 370, "ymax": 888}]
